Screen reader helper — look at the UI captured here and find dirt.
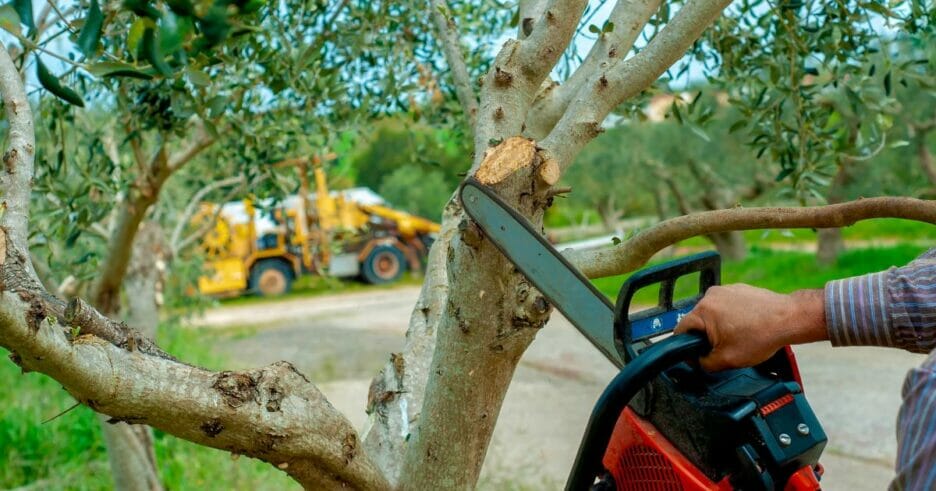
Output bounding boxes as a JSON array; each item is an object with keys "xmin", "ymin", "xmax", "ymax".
[{"xmin": 191, "ymin": 286, "xmax": 920, "ymax": 490}]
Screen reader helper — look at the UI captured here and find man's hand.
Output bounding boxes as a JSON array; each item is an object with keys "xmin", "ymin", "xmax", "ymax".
[{"xmin": 674, "ymin": 284, "xmax": 828, "ymax": 372}]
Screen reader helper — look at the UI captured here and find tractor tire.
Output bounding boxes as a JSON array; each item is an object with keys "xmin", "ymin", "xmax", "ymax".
[
  {"xmin": 361, "ymin": 245, "xmax": 406, "ymax": 285},
  {"xmin": 249, "ymin": 259, "xmax": 293, "ymax": 296}
]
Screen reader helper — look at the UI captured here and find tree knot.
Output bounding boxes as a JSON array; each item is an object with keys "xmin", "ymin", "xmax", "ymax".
[{"xmin": 213, "ymin": 371, "xmax": 259, "ymax": 408}]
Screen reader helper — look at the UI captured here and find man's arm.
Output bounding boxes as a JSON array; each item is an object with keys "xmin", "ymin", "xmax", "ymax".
[
  {"xmin": 674, "ymin": 248, "xmax": 936, "ymax": 371},
  {"xmin": 673, "ymin": 285, "xmax": 827, "ymax": 371}
]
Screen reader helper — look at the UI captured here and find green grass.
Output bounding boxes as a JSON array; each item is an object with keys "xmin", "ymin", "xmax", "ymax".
[
  {"xmin": 0, "ymin": 325, "xmax": 297, "ymax": 490},
  {"xmin": 592, "ymin": 243, "xmax": 929, "ymax": 306}
]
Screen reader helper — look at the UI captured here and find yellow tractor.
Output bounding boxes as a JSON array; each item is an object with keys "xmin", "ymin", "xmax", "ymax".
[{"xmin": 194, "ymin": 156, "xmax": 440, "ymax": 297}]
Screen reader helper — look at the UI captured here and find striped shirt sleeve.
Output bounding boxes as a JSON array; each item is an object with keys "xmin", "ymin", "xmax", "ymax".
[{"xmin": 825, "ymin": 248, "xmax": 936, "ymax": 353}]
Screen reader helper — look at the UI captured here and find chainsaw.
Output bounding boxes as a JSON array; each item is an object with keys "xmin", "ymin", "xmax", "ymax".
[{"xmin": 459, "ymin": 179, "xmax": 827, "ymax": 491}]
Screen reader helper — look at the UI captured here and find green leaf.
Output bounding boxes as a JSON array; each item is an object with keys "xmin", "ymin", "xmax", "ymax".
[
  {"xmin": 883, "ymin": 70, "xmax": 892, "ymax": 96},
  {"xmin": 65, "ymin": 227, "xmax": 81, "ymax": 247},
  {"xmin": 588, "ymin": 24, "xmax": 600, "ymax": 34},
  {"xmin": 158, "ymin": 12, "xmax": 187, "ymax": 54},
  {"xmin": 77, "ymin": 0, "xmax": 104, "ymax": 57},
  {"xmin": 123, "ymin": 0, "xmax": 161, "ymax": 19},
  {"xmin": 602, "ymin": 21, "xmax": 614, "ymax": 33},
  {"xmin": 775, "ymin": 167, "xmax": 794, "ymax": 182},
  {"xmin": 670, "ymin": 101, "xmax": 683, "ymax": 124},
  {"xmin": 36, "ymin": 59, "xmax": 85, "ymax": 107},
  {"xmin": 611, "ymin": 236, "xmax": 621, "ymax": 245},
  {"xmin": 12, "ymin": 0, "xmax": 31, "ymax": 30},
  {"xmin": 165, "ymin": 0, "xmax": 195, "ymax": 17},
  {"xmin": 87, "ymin": 61, "xmax": 154, "ymax": 79},
  {"xmin": 127, "ymin": 18, "xmax": 147, "ymax": 60},
  {"xmin": 207, "ymin": 95, "xmax": 227, "ymax": 118},
  {"xmin": 688, "ymin": 123, "xmax": 710, "ymax": 142},
  {"xmin": 186, "ymin": 67, "xmax": 210, "ymax": 86},
  {"xmin": 0, "ymin": 4, "xmax": 21, "ymax": 35},
  {"xmin": 889, "ymin": 140, "xmax": 910, "ymax": 149},
  {"xmin": 728, "ymin": 120, "xmax": 747, "ymax": 133},
  {"xmin": 141, "ymin": 27, "xmax": 173, "ymax": 76}
]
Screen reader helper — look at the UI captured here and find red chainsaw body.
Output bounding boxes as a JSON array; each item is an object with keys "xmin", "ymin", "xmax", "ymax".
[{"xmin": 601, "ymin": 347, "xmax": 822, "ymax": 491}]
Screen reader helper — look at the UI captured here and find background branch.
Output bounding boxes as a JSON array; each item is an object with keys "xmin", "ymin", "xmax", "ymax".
[
  {"xmin": 540, "ymin": 0, "xmax": 732, "ymax": 169},
  {"xmin": 429, "ymin": 0, "xmax": 479, "ymax": 131},
  {"xmin": 566, "ymin": 197, "xmax": 936, "ymax": 278}
]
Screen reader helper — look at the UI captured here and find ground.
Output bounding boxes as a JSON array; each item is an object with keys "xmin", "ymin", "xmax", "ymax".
[{"xmin": 194, "ymin": 284, "xmax": 920, "ymax": 490}]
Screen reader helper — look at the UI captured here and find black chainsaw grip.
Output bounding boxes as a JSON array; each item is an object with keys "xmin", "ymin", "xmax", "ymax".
[{"xmin": 565, "ymin": 331, "xmax": 712, "ymax": 491}]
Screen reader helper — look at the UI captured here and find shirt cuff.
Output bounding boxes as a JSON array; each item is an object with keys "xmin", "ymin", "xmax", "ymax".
[{"xmin": 824, "ymin": 271, "xmax": 895, "ymax": 348}]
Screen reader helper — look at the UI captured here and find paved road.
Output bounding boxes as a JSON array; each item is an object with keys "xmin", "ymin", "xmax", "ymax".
[{"xmin": 195, "ymin": 286, "xmax": 922, "ymax": 490}]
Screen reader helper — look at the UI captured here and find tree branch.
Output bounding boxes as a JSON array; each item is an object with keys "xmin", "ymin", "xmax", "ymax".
[
  {"xmin": 472, "ymin": 0, "xmax": 588, "ymax": 169},
  {"xmin": 524, "ymin": 0, "xmax": 662, "ymax": 139},
  {"xmin": 0, "ymin": 42, "xmax": 35, "ymax": 256},
  {"xmin": 566, "ymin": 197, "xmax": 936, "ymax": 278},
  {"xmin": 167, "ymin": 120, "xmax": 215, "ymax": 172},
  {"xmin": 540, "ymin": 0, "xmax": 731, "ymax": 169},
  {"xmin": 0, "ymin": 241, "xmax": 389, "ymax": 489},
  {"xmin": 169, "ymin": 175, "xmax": 246, "ymax": 256},
  {"xmin": 429, "ymin": 0, "xmax": 478, "ymax": 131}
]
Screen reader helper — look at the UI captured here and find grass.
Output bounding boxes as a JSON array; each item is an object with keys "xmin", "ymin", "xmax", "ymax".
[
  {"xmin": 0, "ymin": 325, "xmax": 297, "ymax": 491},
  {"xmin": 592, "ymin": 243, "xmax": 929, "ymax": 306}
]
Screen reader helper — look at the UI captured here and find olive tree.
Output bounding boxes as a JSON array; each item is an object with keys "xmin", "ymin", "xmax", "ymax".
[{"xmin": 0, "ymin": 1, "xmax": 934, "ymax": 490}]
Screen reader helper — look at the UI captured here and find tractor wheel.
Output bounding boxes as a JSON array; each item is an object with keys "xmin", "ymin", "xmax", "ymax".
[
  {"xmin": 249, "ymin": 260, "xmax": 294, "ymax": 296},
  {"xmin": 361, "ymin": 245, "xmax": 406, "ymax": 285}
]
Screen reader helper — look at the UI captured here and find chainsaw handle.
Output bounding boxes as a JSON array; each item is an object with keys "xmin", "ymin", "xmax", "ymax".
[
  {"xmin": 566, "ymin": 331, "xmax": 711, "ymax": 491},
  {"xmin": 616, "ymin": 251, "xmax": 720, "ymax": 363}
]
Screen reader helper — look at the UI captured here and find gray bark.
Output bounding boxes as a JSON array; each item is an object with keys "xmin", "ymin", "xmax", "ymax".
[{"xmin": 99, "ymin": 221, "xmax": 167, "ymax": 491}]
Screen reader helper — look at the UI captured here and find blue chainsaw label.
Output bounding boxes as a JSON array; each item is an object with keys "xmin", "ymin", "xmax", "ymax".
[{"xmin": 630, "ymin": 304, "xmax": 696, "ymax": 340}]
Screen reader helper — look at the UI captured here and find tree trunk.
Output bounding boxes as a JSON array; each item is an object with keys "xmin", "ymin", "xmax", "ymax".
[
  {"xmin": 816, "ymin": 228, "xmax": 843, "ymax": 266},
  {"xmin": 98, "ymin": 222, "xmax": 167, "ymax": 491},
  {"xmin": 596, "ymin": 195, "xmax": 620, "ymax": 233},
  {"xmin": 816, "ymin": 164, "xmax": 852, "ymax": 265},
  {"xmin": 707, "ymin": 230, "xmax": 747, "ymax": 261},
  {"xmin": 398, "ymin": 139, "xmax": 555, "ymax": 489},
  {"xmin": 917, "ymin": 132, "xmax": 936, "ymax": 189}
]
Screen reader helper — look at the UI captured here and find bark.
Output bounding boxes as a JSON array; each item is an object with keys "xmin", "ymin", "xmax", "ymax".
[
  {"xmin": 400, "ymin": 138, "xmax": 556, "ymax": 489},
  {"xmin": 816, "ymin": 164, "xmax": 852, "ymax": 266},
  {"xmin": 361, "ymin": 194, "xmax": 458, "ymax": 485},
  {"xmin": 596, "ymin": 195, "xmax": 622, "ymax": 233},
  {"xmin": 566, "ymin": 197, "xmax": 936, "ymax": 279},
  {"xmin": 686, "ymin": 160, "xmax": 748, "ymax": 261},
  {"xmin": 916, "ymin": 131, "xmax": 936, "ymax": 189},
  {"xmin": 98, "ymin": 222, "xmax": 167, "ymax": 491},
  {"xmin": 708, "ymin": 231, "xmax": 747, "ymax": 261},
  {"xmin": 524, "ymin": 0, "xmax": 663, "ymax": 139},
  {"xmin": 472, "ymin": 0, "xmax": 589, "ymax": 169}
]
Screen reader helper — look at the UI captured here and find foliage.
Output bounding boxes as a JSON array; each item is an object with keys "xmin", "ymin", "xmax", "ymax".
[{"xmin": 348, "ymin": 117, "xmax": 469, "ymax": 219}]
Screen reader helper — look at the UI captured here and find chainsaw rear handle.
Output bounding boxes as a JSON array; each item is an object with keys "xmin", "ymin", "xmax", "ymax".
[
  {"xmin": 616, "ymin": 251, "xmax": 720, "ymax": 362},
  {"xmin": 566, "ymin": 331, "xmax": 711, "ymax": 491}
]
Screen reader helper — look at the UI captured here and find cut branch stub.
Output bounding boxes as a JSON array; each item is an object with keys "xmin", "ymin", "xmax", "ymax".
[{"xmin": 474, "ymin": 137, "xmax": 538, "ymax": 186}]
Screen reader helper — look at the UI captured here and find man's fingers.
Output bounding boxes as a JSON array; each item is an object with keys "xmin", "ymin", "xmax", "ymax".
[
  {"xmin": 675, "ymin": 310, "xmax": 706, "ymax": 334},
  {"xmin": 698, "ymin": 353, "xmax": 731, "ymax": 372}
]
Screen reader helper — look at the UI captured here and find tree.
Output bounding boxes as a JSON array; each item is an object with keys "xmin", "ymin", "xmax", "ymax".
[{"xmin": 1, "ymin": 2, "xmax": 934, "ymax": 491}]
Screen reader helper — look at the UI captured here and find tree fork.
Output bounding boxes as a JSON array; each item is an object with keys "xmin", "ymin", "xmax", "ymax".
[{"xmin": 400, "ymin": 138, "xmax": 555, "ymax": 489}]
